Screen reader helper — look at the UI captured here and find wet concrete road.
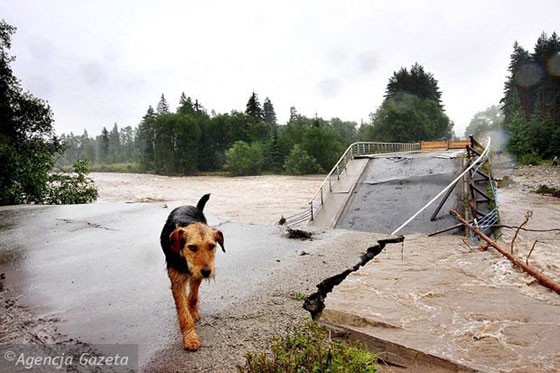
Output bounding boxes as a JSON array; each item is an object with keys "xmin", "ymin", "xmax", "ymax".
[
  {"xmin": 0, "ymin": 203, "xmax": 307, "ymax": 368},
  {"xmin": 336, "ymin": 151, "xmax": 464, "ymax": 234}
]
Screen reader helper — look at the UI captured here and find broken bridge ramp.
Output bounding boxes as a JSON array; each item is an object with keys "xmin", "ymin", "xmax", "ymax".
[{"xmin": 335, "ymin": 150, "xmax": 464, "ymax": 234}]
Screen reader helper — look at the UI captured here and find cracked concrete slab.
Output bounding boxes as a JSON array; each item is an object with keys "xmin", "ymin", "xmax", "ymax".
[{"xmin": 336, "ymin": 151, "xmax": 464, "ymax": 235}]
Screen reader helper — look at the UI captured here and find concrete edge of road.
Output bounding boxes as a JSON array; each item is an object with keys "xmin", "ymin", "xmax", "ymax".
[
  {"xmin": 308, "ymin": 157, "xmax": 370, "ymax": 229},
  {"xmin": 322, "ymin": 319, "xmax": 479, "ymax": 372}
]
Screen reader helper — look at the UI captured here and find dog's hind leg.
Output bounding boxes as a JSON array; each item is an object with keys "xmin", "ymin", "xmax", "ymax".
[
  {"xmin": 187, "ymin": 278, "xmax": 202, "ymax": 323},
  {"xmin": 168, "ymin": 268, "xmax": 201, "ymax": 351}
]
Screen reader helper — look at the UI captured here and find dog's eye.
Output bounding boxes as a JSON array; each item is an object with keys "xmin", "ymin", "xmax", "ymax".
[
  {"xmin": 208, "ymin": 244, "xmax": 216, "ymax": 251},
  {"xmin": 188, "ymin": 245, "xmax": 198, "ymax": 253}
]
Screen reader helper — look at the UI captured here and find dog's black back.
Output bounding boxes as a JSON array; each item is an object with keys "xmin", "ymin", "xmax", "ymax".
[{"xmin": 160, "ymin": 194, "xmax": 210, "ymax": 273}]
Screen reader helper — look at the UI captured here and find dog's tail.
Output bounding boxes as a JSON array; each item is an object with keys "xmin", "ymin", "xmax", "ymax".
[{"xmin": 197, "ymin": 193, "xmax": 211, "ymax": 211}]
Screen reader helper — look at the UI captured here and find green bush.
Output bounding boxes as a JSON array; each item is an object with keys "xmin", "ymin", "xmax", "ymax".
[
  {"xmin": 535, "ymin": 184, "xmax": 560, "ymax": 197},
  {"xmin": 225, "ymin": 141, "xmax": 265, "ymax": 176},
  {"xmin": 44, "ymin": 160, "xmax": 99, "ymax": 204},
  {"xmin": 238, "ymin": 322, "xmax": 377, "ymax": 372},
  {"xmin": 519, "ymin": 151, "xmax": 542, "ymax": 165},
  {"xmin": 283, "ymin": 145, "xmax": 324, "ymax": 175}
]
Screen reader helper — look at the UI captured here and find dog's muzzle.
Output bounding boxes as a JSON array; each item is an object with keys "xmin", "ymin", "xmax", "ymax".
[{"xmin": 201, "ymin": 268, "xmax": 212, "ymax": 278}]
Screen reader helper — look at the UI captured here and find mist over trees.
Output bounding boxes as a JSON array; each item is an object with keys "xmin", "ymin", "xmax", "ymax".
[
  {"xmin": 357, "ymin": 63, "xmax": 453, "ymax": 142},
  {"xmin": 59, "ymin": 92, "xmax": 357, "ymax": 176},
  {"xmin": 501, "ymin": 32, "xmax": 560, "ymax": 162},
  {"xmin": 464, "ymin": 105, "xmax": 504, "ymax": 139},
  {"xmin": 59, "ymin": 63, "xmax": 456, "ymax": 177},
  {"xmin": 61, "ymin": 63, "xmax": 454, "ymax": 177},
  {"xmin": 57, "ymin": 31, "xmax": 560, "ymax": 175}
]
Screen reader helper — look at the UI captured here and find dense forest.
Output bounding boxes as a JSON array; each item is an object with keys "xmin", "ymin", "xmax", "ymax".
[
  {"xmin": 58, "ymin": 93, "xmax": 357, "ymax": 176},
  {"xmin": 501, "ymin": 32, "xmax": 560, "ymax": 163},
  {"xmin": 59, "ymin": 64, "xmax": 453, "ymax": 176},
  {"xmin": 462, "ymin": 32, "xmax": 560, "ymax": 164}
]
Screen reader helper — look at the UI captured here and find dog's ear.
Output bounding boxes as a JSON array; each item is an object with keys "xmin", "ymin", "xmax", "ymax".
[
  {"xmin": 213, "ymin": 229, "xmax": 225, "ymax": 252},
  {"xmin": 169, "ymin": 228, "xmax": 186, "ymax": 254}
]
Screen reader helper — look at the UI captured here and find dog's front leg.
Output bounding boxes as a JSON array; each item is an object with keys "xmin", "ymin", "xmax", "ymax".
[
  {"xmin": 168, "ymin": 269, "xmax": 200, "ymax": 351},
  {"xmin": 187, "ymin": 278, "xmax": 202, "ymax": 322}
]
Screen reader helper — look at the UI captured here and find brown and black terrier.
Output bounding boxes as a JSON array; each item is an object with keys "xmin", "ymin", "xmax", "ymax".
[{"xmin": 160, "ymin": 194, "xmax": 225, "ymax": 351}]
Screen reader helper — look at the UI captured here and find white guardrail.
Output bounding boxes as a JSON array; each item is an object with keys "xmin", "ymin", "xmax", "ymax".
[{"xmin": 284, "ymin": 141, "xmax": 421, "ymax": 227}]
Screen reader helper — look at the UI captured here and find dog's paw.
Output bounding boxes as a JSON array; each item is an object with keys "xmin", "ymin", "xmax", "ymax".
[{"xmin": 183, "ymin": 330, "xmax": 201, "ymax": 351}]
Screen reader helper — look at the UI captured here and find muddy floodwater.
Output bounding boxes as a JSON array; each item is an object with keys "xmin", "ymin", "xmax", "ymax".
[{"xmin": 90, "ymin": 172, "xmax": 324, "ymax": 225}]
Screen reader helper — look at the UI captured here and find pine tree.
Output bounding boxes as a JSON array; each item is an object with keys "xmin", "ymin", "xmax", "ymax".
[
  {"xmin": 263, "ymin": 97, "xmax": 277, "ymax": 125},
  {"xmin": 157, "ymin": 94, "xmax": 170, "ymax": 115},
  {"xmin": 80, "ymin": 129, "xmax": 96, "ymax": 162},
  {"xmin": 108, "ymin": 123, "xmax": 121, "ymax": 163},
  {"xmin": 99, "ymin": 127, "xmax": 110, "ymax": 164},
  {"xmin": 385, "ymin": 62, "xmax": 442, "ymax": 108},
  {"xmin": 289, "ymin": 107, "xmax": 299, "ymax": 122},
  {"xmin": 177, "ymin": 92, "xmax": 195, "ymax": 115},
  {"xmin": 245, "ymin": 91, "xmax": 263, "ymax": 121},
  {"xmin": 137, "ymin": 106, "xmax": 157, "ymax": 171},
  {"xmin": 532, "ymin": 32, "xmax": 560, "ymax": 116},
  {"xmin": 179, "ymin": 92, "xmax": 187, "ymax": 105},
  {"xmin": 194, "ymin": 99, "xmax": 204, "ymax": 113},
  {"xmin": 501, "ymin": 42, "xmax": 532, "ymax": 124},
  {"xmin": 501, "ymin": 33, "xmax": 560, "ymax": 160},
  {"xmin": 373, "ymin": 64, "xmax": 451, "ymax": 141}
]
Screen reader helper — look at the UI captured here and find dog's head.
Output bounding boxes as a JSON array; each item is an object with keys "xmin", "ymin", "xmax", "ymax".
[{"xmin": 169, "ymin": 223, "xmax": 225, "ymax": 279}]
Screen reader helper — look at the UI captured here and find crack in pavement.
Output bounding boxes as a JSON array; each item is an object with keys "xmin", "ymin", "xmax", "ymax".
[
  {"xmin": 303, "ymin": 236, "xmax": 405, "ymax": 319},
  {"xmin": 56, "ymin": 218, "xmax": 117, "ymax": 231}
]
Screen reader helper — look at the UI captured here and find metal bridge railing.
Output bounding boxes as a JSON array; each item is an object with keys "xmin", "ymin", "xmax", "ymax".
[
  {"xmin": 284, "ymin": 141, "xmax": 420, "ymax": 227},
  {"xmin": 467, "ymin": 136, "xmax": 500, "ymax": 245}
]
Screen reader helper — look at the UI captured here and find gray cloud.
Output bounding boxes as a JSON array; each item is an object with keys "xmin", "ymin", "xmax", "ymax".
[{"xmin": 2, "ymin": 0, "xmax": 559, "ymax": 136}]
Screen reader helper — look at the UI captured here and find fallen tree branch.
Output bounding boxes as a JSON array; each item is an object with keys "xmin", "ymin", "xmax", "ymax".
[
  {"xmin": 451, "ymin": 210, "xmax": 560, "ymax": 296},
  {"xmin": 492, "ymin": 224, "xmax": 560, "ymax": 233},
  {"xmin": 526, "ymin": 240, "xmax": 539, "ymax": 266},
  {"xmin": 510, "ymin": 211, "xmax": 532, "ymax": 254}
]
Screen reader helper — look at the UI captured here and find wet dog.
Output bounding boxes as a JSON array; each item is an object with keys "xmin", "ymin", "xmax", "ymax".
[{"xmin": 160, "ymin": 194, "xmax": 225, "ymax": 351}]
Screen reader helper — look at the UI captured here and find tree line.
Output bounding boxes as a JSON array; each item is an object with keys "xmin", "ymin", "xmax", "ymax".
[
  {"xmin": 5, "ymin": 15, "xmax": 557, "ymax": 206},
  {"xmin": 60, "ymin": 63, "xmax": 455, "ymax": 176},
  {"xmin": 463, "ymin": 32, "xmax": 560, "ymax": 164},
  {"xmin": 60, "ymin": 92, "xmax": 360, "ymax": 176},
  {"xmin": 501, "ymin": 32, "xmax": 560, "ymax": 163}
]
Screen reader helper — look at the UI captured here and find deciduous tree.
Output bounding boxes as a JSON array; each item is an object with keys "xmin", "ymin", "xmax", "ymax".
[{"xmin": 0, "ymin": 21, "xmax": 64, "ymax": 204}]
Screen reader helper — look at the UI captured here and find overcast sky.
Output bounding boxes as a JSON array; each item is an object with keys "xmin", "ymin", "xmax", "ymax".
[{"xmin": 2, "ymin": 0, "xmax": 559, "ymax": 137}]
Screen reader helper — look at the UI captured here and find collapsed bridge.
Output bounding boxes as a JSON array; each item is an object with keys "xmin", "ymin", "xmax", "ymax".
[{"xmin": 284, "ymin": 138, "xmax": 482, "ymax": 236}]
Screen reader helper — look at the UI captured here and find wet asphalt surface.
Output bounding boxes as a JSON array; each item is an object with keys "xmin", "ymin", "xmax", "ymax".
[{"xmin": 0, "ymin": 203, "xmax": 307, "ymax": 369}]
